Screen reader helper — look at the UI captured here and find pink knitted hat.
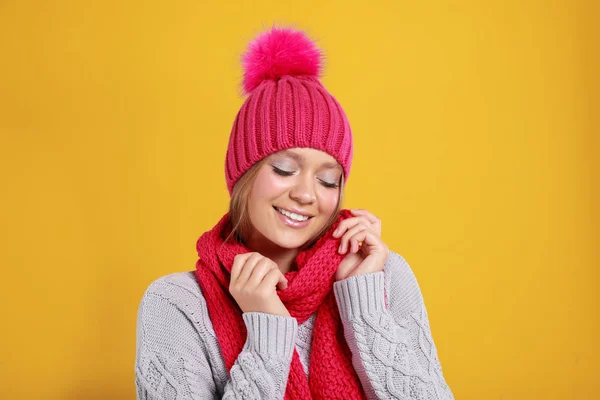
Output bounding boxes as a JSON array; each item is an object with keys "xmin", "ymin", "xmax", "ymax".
[{"xmin": 224, "ymin": 27, "xmax": 353, "ymax": 195}]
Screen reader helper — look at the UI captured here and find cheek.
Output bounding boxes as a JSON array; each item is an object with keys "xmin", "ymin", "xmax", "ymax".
[
  {"xmin": 250, "ymin": 169, "xmax": 289, "ymax": 204},
  {"xmin": 317, "ymin": 189, "xmax": 340, "ymax": 215}
]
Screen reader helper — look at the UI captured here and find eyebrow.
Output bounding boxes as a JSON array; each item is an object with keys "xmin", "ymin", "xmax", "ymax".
[{"xmin": 279, "ymin": 150, "xmax": 341, "ymax": 169}]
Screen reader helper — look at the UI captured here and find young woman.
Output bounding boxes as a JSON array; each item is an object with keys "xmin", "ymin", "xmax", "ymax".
[{"xmin": 135, "ymin": 27, "xmax": 454, "ymax": 400}]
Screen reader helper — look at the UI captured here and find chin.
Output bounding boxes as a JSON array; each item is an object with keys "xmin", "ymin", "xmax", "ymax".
[
  {"xmin": 251, "ymin": 214, "xmax": 317, "ymax": 250},
  {"xmin": 267, "ymin": 233, "xmax": 310, "ymax": 250},
  {"xmin": 258, "ymin": 222, "xmax": 312, "ymax": 250}
]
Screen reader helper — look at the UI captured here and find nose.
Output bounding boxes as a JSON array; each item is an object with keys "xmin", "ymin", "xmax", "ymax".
[{"xmin": 289, "ymin": 173, "xmax": 316, "ymax": 205}]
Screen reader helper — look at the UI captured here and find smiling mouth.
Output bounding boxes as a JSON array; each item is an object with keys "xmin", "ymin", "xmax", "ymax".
[{"xmin": 273, "ymin": 206, "xmax": 313, "ymax": 222}]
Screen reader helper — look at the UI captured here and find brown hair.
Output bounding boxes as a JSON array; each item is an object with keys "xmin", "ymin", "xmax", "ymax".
[{"xmin": 226, "ymin": 158, "xmax": 345, "ymax": 249}]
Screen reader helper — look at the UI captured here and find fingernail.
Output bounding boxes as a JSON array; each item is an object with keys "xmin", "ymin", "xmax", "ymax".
[
  {"xmin": 333, "ymin": 229, "xmax": 339, "ymax": 237},
  {"xmin": 338, "ymin": 245, "xmax": 343, "ymax": 253}
]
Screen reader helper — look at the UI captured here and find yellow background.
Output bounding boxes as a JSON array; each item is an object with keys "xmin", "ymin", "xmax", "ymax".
[{"xmin": 0, "ymin": 1, "xmax": 597, "ymax": 399}]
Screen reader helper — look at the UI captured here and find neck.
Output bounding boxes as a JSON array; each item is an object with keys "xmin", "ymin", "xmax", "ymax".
[{"xmin": 245, "ymin": 232, "xmax": 299, "ymax": 274}]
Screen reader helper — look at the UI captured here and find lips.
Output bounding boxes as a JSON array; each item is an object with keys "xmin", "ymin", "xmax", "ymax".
[
  {"xmin": 273, "ymin": 206, "xmax": 312, "ymax": 222},
  {"xmin": 273, "ymin": 207, "xmax": 312, "ymax": 229}
]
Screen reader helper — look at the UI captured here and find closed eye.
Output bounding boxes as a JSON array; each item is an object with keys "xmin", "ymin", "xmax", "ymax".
[
  {"xmin": 273, "ymin": 165, "xmax": 340, "ymax": 188},
  {"xmin": 272, "ymin": 166, "xmax": 295, "ymax": 176},
  {"xmin": 318, "ymin": 179, "xmax": 339, "ymax": 189}
]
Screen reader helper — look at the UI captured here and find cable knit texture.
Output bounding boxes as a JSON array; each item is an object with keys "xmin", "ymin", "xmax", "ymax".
[
  {"xmin": 136, "ymin": 227, "xmax": 454, "ymax": 400},
  {"xmin": 194, "ymin": 209, "xmax": 367, "ymax": 399},
  {"xmin": 135, "ymin": 249, "xmax": 454, "ymax": 399}
]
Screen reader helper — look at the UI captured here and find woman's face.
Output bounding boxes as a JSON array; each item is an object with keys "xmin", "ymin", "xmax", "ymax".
[{"xmin": 246, "ymin": 148, "xmax": 343, "ymax": 250}]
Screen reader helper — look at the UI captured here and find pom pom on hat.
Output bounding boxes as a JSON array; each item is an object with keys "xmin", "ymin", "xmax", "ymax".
[{"xmin": 242, "ymin": 27, "xmax": 323, "ymax": 94}]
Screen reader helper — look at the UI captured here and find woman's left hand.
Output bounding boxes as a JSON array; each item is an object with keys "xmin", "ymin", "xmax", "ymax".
[{"xmin": 333, "ymin": 209, "xmax": 389, "ymax": 281}]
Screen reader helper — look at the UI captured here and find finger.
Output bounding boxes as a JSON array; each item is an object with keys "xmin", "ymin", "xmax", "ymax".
[
  {"xmin": 277, "ymin": 273, "xmax": 288, "ymax": 290},
  {"xmin": 336, "ymin": 253, "xmax": 362, "ymax": 281},
  {"xmin": 344, "ymin": 221, "xmax": 382, "ymax": 254},
  {"xmin": 246, "ymin": 259, "xmax": 276, "ymax": 290},
  {"xmin": 231, "ymin": 252, "xmax": 254, "ymax": 284},
  {"xmin": 236, "ymin": 252, "xmax": 263, "ymax": 285},
  {"xmin": 350, "ymin": 231, "xmax": 368, "ymax": 253},
  {"xmin": 333, "ymin": 216, "xmax": 372, "ymax": 238},
  {"xmin": 350, "ymin": 209, "xmax": 377, "ymax": 222},
  {"xmin": 339, "ymin": 223, "xmax": 370, "ymax": 254},
  {"xmin": 335, "ymin": 216, "xmax": 371, "ymax": 236},
  {"xmin": 351, "ymin": 209, "xmax": 381, "ymax": 236},
  {"xmin": 259, "ymin": 268, "xmax": 288, "ymax": 292},
  {"xmin": 345, "ymin": 229, "xmax": 368, "ymax": 254},
  {"xmin": 357, "ymin": 229, "xmax": 387, "ymax": 255}
]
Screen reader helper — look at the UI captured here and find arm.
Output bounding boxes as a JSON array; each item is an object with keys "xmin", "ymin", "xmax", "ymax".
[
  {"xmin": 222, "ymin": 312, "xmax": 298, "ymax": 399},
  {"xmin": 333, "ymin": 252, "xmax": 454, "ymax": 400},
  {"xmin": 135, "ymin": 277, "xmax": 298, "ymax": 399}
]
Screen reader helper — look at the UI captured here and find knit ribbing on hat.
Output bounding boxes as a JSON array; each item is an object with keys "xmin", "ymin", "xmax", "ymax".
[{"xmin": 225, "ymin": 75, "xmax": 353, "ymax": 194}]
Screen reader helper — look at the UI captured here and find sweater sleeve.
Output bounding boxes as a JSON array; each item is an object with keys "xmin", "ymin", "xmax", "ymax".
[
  {"xmin": 332, "ymin": 252, "xmax": 455, "ymax": 400},
  {"xmin": 135, "ymin": 276, "xmax": 298, "ymax": 400},
  {"xmin": 222, "ymin": 312, "xmax": 297, "ymax": 399}
]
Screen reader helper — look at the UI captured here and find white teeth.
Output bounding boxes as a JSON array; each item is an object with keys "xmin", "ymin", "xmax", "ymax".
[{"xmin": 276, "ymin": 207, "xmax": 309, "ymax": 222}]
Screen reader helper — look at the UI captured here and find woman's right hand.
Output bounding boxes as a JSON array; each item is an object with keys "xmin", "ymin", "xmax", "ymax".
[{"xmin": 229, "ymin": 252, "xmax": 291, "ymax": 317}]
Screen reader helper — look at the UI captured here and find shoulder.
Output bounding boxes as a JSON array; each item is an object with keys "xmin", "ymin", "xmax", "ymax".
[
  {"xmin": 140, "ymin": 271, "xmax": 205, "ymax": 311},
  {"xmin": 137, "ymin": 271, "xmax": 216, "ymax": 340},
  {"xmin": 136, "ymin": 272, "xmax": 224, "ymax": 397},
  {"xmin": 142, "ymin": 270, "xmax": 203, "ymax": 302},
  {"xmin": 382, "ymin": 250, "xmax": 425, "ymax": 314}
]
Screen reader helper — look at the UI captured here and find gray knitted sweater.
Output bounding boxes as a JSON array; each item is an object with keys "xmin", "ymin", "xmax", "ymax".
[{"xmin": 135, "ymin": 251, "xmax": 454, "ymax": 399}]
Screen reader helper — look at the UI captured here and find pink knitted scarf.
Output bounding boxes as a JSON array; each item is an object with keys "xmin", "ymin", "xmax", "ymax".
[{"xmin": 195, "ymin": 209, "xmax": 367, "ymax": 399}]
